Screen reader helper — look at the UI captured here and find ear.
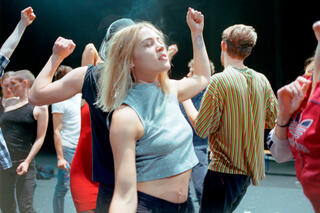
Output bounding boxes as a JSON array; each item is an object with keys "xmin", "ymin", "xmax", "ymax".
[
  {"xmin": 221, "ymin": 41, "xmax": 227, "ymax": 51},
  {"xmin": 23, "ymin": 79, "xmax": 29, "ymax": 87},
  {"xmin": 130, "ymin": 63, "xmax": 135, "ymax": 69}
]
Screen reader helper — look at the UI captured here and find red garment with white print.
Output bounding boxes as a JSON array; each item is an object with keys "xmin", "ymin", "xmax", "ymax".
[{"xmin": 287, "ymin": 78, "xmax": 320, "ymax": 211}]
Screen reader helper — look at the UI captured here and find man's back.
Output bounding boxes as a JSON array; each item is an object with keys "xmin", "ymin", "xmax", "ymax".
[{"xmin": 195, "ymin": 66, "xmax": 278, "ymax": 185}]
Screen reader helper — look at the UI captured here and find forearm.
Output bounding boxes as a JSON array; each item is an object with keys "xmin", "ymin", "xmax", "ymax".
[
  {"xmin": 109, "ymin": 188, "xmax": 137, "ymax": 213},
  {"xmin": 24, "ymin": 138, "xmax": 45, "ymax": 164},
  {"xmin": 313, "ymin": 40, "xmax": 320, "ymax": 83},
  {"xmin": 274, "ymin": 112, "xmax": 290, "ymax": 140},
  {"xmin": 182, "ymin": 99, "xmax": 198, "ymax": 128},
  {"xmin": 191, "ymin": 32, "xmax": 210, "ymax": 87},
  {"xmin": 29, "ymin": 55, "xmax": 62, "ymax": 104},
  {"xmin": 54, "ymin": 133, "xmax": 64, "ymax": 160},
  {"xmin": 0, "ymin": 20, "xmax": 27, "ymax": 58},
  {"xmin": 268, "ymin": 129, "xmax": 293, "ymax": 163}
]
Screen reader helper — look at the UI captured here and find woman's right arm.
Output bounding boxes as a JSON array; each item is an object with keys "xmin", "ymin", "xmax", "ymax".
[
  {"xmin": 81, "ymin": 43, "xmax": 103, "ymax": 67},
  {"xmin": 109, "ymin": 105, "xmax": 143, "ymax": 213},
  {"xmin": 29, "ymin": 37, "xmax": 86, "ymax": 106}
]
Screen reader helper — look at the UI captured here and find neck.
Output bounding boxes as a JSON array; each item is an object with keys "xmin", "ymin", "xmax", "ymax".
[
  {"xmin": 134, "ymin": 74, "xmax": 158, "ymax": 84},
  {"xmin": 4, "ymin": 99, "xmax": 28, "ymax": 112},
  {"xmin": 223, "ymin": 55, "xmax": 246, "ymax": 69}
]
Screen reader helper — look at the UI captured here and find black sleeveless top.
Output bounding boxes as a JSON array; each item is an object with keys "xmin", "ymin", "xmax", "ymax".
[{"xmin": 0, "ymin": 103, "xmax": 37, "ymax": 161}]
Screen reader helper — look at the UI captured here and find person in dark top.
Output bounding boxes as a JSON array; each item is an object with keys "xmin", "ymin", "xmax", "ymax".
[
  {"xmin": 0, "ymin": 70, "xmax": 48, "ymax": 213},
  {"xmin": 28, "ymin": 18, "xmax": 134, "ymax": 212},
  {"xmin": 179, "ymin": 58, "xmax": 215, "ymax": 212}
]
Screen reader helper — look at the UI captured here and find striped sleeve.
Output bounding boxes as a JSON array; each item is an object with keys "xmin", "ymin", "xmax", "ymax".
[
  {"xmin": 263, "ymin": 76, "xmax": 278, "ymax": 129},
  {"xmin": 195, "ymin": 79, "xmax": 222, "ymax": 138}
]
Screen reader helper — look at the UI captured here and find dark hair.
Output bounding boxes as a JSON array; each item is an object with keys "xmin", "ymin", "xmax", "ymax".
[{"xmin": 54, "ymin": 65, "xmax": 73, "ymax": 81}]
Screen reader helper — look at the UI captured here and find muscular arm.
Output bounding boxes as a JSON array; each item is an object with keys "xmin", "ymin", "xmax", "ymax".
[
  {"xmin": 29, "ymin": 37, "xmax": 86, "ymax": 106},
  {"xmin": 175, "ymin": 8, "xmax": 211, "ymax": 102},
  {"xmin": 16, "ymin": 105, "xmax": 48, "ymax": 175},
  {"xmin": 109, "ymin": 105, "xmax": 143, "ymax": 213}
]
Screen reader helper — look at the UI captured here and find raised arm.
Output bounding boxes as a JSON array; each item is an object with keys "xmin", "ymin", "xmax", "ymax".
[
  {"xmin": 81, "ymin": 43, "xmax": 103, "ymax": 67},
  {"xmin": 174, "ymin": 8, "xmax": 211, "ymax": 102},
  {"xmin": 313, "ymin": 20, "xmax": 320, "ymax": 83},
  {"xmin": 168, "ymin": 44, "xmax": 178, "ymax": 61},
  {"xmin": 29, "ymin": 37, "xmax": 86, "ymax": 106},
  {"xmin": 0, "ymin": 7, "xmax": 36, "ymax": 59},
  {"xmin": 16, "ymin": 105, "xmax": 48, "ymax": 175}
]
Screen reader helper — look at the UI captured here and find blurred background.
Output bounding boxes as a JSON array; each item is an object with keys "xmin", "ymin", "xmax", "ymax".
[{"xmin": 0, "ymin": 0, "xmax": 318, "ymax": 152}]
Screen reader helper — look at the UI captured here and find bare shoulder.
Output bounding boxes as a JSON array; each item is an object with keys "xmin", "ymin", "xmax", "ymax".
[
  {"xmin": 112, "ymin": 105, "xmax": 141, "ymax": 126},
  {"xmin": 33, "ymin": 105, "xmax": 48, "ymax": 119},
  {"xmin": 111, "ymin": 105, "xmax": 144, "ymax": 140}
]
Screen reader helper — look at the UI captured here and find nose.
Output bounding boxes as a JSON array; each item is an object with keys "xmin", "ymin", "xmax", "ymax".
[{"xmin": 156, "ymin": 42, "xmax": 164, "ymax": 52}]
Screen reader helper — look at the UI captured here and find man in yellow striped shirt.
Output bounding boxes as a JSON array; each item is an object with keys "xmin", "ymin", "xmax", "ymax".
[{"xmin": 182, "ymin": 24, "xmax": 278, "ymax": 213}]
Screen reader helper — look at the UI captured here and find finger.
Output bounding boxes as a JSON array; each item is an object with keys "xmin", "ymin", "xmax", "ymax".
[
  {"xmin": 186, "ymin": 7, "xmax": 192, "ymax": 20},
  {"xmin": 313, "ymin": 20, "xmax": 320, "ymax": 41},
  {"xmin": 56, "ymin": 36, "xmax": 63, "ymax": 43},
  {"xmin": 21, "ymin": 7, "xmax": 31, "ymax": 14},
  {"xmin": 296, "ymin": 76, "xmax": 310, "ymax": 85},
  {"xmin": 292, "ymin": 81, "xmax": 303, "ymax": 97},
  {"xmin": 301, "ymin": 80, "xmax": 311, "ymax": 94}
]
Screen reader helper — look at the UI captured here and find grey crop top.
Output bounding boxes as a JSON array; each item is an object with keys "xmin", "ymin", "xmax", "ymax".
[{"xmin": 122, "ymin": 82, "xmax": 198, "ymax": 182}]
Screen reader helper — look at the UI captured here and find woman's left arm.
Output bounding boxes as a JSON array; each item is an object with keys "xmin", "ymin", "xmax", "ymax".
[
  {"xmin": 16, "ymin": 105, "xmax": 49, "ymax": 175},
  {"xmin": 313, "ymin": 21, "xmax": 320, "ymax": 83},
  {"xmin": 174, "ymin": 8, "xmax": 211, "ymax": 102}
]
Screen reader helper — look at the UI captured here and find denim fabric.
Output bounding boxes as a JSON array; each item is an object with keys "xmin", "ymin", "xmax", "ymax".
[
  {"xmin": 137, "ymin": 191, "xmax": 188, "ymax": 213},
  {"xmin": 53, "ymin": 146, "xmax": 75, "ymax": 213},
  {"xmin": 0, "ymin": 160, "xmax": 36, "ymax": 213},
  {"xmin": 0, "ymin": 129, "xmax": 12, "ymax": 170},
  {"xmin": 200, "ymin": 170, "xmax": 251, "ymax": 213},
  {"xmin": 187, "ymin": 146, "xmax": 208, "ymax": 212},
  {"xmin": 0, "ymin": 54, "xmax": 9, "ymax": 78}
]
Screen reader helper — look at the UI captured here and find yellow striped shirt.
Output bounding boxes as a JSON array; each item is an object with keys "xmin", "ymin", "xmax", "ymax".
[{"xmin": 195, "ymin": 66, "xmax": 278, "ymax": 185}]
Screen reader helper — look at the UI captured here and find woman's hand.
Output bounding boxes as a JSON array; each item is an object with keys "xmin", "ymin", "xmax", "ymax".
[
  {"xmin": 186, "ymin": 7, "xmax": 204, "ymax": 34},
  {"xmin": 277, "ymin": 76, "xmax": 311, "ymax": 124}
]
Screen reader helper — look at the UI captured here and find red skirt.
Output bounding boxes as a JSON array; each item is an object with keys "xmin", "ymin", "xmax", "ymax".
[{"xmin": 70, "ymin": 103, "xmax": 99, "ymax": 212}]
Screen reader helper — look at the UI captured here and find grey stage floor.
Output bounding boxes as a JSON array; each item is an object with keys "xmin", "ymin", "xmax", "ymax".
[{"xmin": 31, "ymin": 151, "xmax": 314, "ymax": 213}]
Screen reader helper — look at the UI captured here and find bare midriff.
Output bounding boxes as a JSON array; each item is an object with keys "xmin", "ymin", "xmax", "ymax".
[{"xmin": 137, "ymin": 169, "xmax": 192, "ymax": 204}]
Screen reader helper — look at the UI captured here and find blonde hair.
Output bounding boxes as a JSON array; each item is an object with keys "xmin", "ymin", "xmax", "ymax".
[
  {"xmin": 304, "ymin": 56, "xmax": 314, "ymax": 76},
  {"xmin": 13, "ymin": 70, "xmax": 35, "ymax": 88},
  {"xmin": 97, "ymin": 22, "xmax": 170, "ymax": 112},
  {"xmin": 222, "ymin": 24, "xmax": 257, "ymax": 60},
  {"xmin": 188, "ymin": 59, "xmax": 215, "ymax": 75}
]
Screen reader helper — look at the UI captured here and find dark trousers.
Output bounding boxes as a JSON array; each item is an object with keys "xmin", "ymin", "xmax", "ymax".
[
  {"xmin": 187, "ymin": 146, "xmax": 208, "ymax": 212},
  {"xmin": 200, "ymin": 170, "xmax": 250, "ymax": 213},
  {"xmin": 95, "ymin": 183, "xmax": 114, "ymax": 213},
  {"xmin": 0, "ymin": 161, "xmax": 36, "ymax": 213},
  {"xmin": 137, "ymin": 191, "xmax": 188, "ymax": 213}
]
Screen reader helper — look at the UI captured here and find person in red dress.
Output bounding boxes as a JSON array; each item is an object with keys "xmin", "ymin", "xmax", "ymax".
[{"xmin": 69, "ymin": 43, "xmax": 101, "ymax": 213}]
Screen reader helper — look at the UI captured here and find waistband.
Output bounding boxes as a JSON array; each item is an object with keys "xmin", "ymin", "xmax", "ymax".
[{"xmin": 137, "ymin": 190, "xmax": 187, "ymax": 212}]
